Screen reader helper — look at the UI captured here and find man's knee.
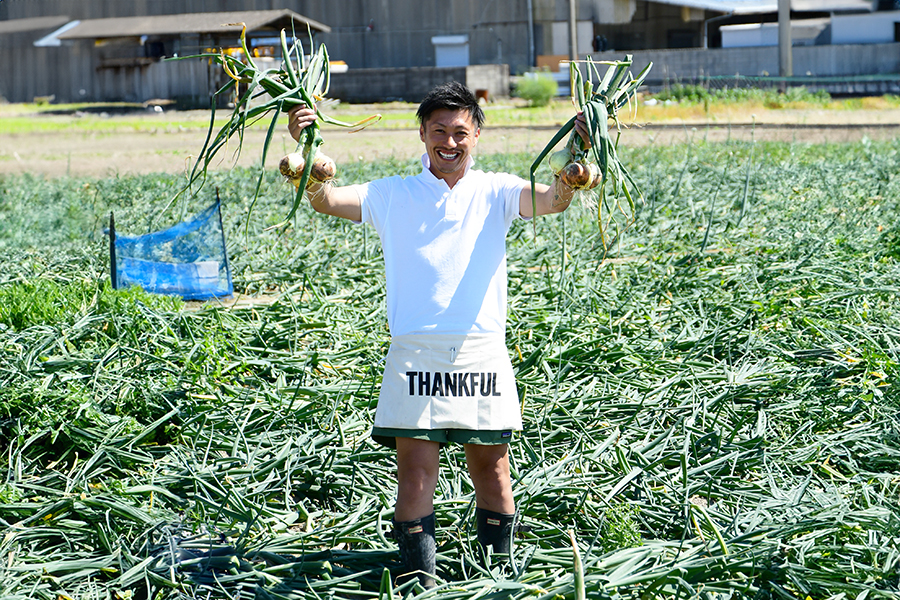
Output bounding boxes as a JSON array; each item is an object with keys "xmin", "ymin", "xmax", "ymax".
[
  {"xmin": 465, "ymin": 444, "xmax": 511, "ymax": 481},
  {"xmin": 397, "ymin": 439, "xmax": 441, "ymax": 479},
  {"xmin": 464, "ymin": 443, "xmax": 514, "ymax": 513}
]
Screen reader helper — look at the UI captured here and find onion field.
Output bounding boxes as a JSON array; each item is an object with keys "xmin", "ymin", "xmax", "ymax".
[{"xmin": 1, "ymin": 135, "xmax": 899, "ymax": 599}]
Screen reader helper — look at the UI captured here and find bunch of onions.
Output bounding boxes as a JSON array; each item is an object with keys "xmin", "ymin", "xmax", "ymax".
[
  {"xmin": 528, "ymin": 54, "xmax": 652, "ymax": 242},
  {"xmin": 279, "ymin": 151, "xmax": 336, "ymax": 188},
  {"xmin": 178, "ymin": 24, "xmax": 379, "ymax": 229}
]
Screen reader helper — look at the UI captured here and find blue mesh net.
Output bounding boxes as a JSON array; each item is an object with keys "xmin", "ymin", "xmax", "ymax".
[{"xmin": 110, "ymin": 200, "xmax": 233, "ymax": 301}]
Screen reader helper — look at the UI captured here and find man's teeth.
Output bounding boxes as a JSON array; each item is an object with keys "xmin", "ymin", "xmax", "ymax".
[{"xmin": 438, "ymin": 151, "xmax": 458, "ymax": 159}]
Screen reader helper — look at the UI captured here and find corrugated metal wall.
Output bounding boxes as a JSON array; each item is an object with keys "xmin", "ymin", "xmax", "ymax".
[
  {"xmin": 0, "ymin": 29, "xmax": 91, "ymax": 103},
  {"xmin": 2, "ymin": 1, "xmax": 898, "ymax": 104},
  {"xmin": 0, "ymin": 0, "xmax": 539, "ymax": 103},
  {"xmin": 328, "ymin": 64, "xmax": 510, "ymax": 103},
  {"xmin": 0, "ymin": 0, "xmax": 538, "ymax": 103},
  {"xmin": 623, "ymin": 42, "xmax": 900, "ymax": 84},
  {"xmin": 0, "ymin": 31, "xmax": 222, "ymax": 105},
  {"xmin": 0, "ymin": 0, "xmax": 536, "ymax": 71}
]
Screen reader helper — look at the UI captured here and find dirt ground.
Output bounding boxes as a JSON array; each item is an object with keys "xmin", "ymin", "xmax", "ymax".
[{"xmin": 2, "ymin": 106, "xmax": 899, "ymax": 179}]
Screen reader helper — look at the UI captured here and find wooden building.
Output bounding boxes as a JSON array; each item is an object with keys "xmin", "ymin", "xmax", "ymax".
[{"xmin": 0, "ymin": 9, "xmax": 329, "ymax": 105}]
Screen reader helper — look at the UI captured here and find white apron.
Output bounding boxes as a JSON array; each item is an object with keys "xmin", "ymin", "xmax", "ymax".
[{"xmin": 375, "ymin": 333, "xmax": 523, "ymax": 431}]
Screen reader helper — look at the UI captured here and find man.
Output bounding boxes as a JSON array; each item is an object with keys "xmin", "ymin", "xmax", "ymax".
[{"xmin": 288, "ymin": 82, "xmax": 589, "ymax": 588}]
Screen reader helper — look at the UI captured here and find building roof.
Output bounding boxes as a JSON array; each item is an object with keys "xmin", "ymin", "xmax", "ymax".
[
  {"xmin": 792, "ymin": 0, "xmax": 874, "ymax": 10},
  {"xmin": 56, "ymin": 9, "xmax": 330, "ymax": 40},
  {"xmin": 650, "ymin": 0, "xmax": 873, "ymax": 13},
  {"xmin": 651, "ymin": 0, "xmax": 777, "ymax": 14},
  {"xmin": 0, "ymin": 16, "xmax": 71, "ymax": 35}
]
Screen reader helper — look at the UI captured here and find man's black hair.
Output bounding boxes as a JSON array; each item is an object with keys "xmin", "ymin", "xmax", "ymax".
[{"xmin": 416, "ymin": 81, "xmax": 485, "ymax": 129}]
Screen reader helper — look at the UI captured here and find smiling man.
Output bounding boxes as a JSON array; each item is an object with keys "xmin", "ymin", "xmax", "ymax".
[{"xmin": 288, "ymin": 81, "xmax": 589, "ymax": 588}]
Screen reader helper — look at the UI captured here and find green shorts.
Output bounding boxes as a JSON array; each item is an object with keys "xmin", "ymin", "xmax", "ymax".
[{"xmin": 371, "ymin": 427, "xmax": 514, "ymax": 449}]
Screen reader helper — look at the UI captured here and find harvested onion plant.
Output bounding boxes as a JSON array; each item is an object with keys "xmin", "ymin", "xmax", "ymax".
[
  {"xmin": 530, "ymin": 55, "xmax": 651, "ymax": 246},
  {"xmin": 184, "ymin": 25, "xmax": 380, "ymax": 226}
]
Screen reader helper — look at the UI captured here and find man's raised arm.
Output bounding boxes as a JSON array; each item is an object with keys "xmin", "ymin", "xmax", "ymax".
[
  {"xmin": 287, "ymin": 105, "xmax": 362, "ymax": 222},
  {"xmin": 519, "ymin": 111, "xmax": 593, "ymax": 219}
]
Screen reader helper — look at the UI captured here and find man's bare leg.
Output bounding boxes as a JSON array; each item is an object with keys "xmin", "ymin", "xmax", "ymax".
[
  {"xmin": 395, "ymin": 437, "xmax": 441, "ymax": 520},
  {"xmin": 393, "ymin": 437, "xmax": 441, "ymax": 588},
  {"xmin": 465, "ymin": 443, "xmax": 517, "ymax": 559}
]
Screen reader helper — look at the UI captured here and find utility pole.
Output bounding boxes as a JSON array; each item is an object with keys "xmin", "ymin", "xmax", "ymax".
[
  {"xmin": 778, "ymin": 0, "xmax": 792, "ymax": 82},
  {"xmin": 527, "ymin": 0, "xmax": 535, "ymax": 68},
  {"xmin": 568, "ymin": 0, "xmax": 578, "ymax": 63}
]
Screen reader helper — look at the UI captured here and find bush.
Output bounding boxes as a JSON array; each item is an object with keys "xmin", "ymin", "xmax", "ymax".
[
  {"xmin": 653, "ymin": 83, "xmax": 831, "ymax": 107},
  {"xmin": 765, "ymin": 85, "xmax": 830, "ymax": 107},
  {"xmin": 515, "ymin": 71, "xmax": 559, "ymax": 107},
  {"xmin": 655, "ymin": 83, "xmax": 710, "ymax": 104}
]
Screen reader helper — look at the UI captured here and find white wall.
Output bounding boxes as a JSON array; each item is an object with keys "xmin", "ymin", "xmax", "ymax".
[
  {"xmin": 432, "ymin": 35, "xmax": 470, "ymax": 68},
  {"xmin": 721, "ymin": 23, "xmax": 779, "ymax": 48},
  {"xmin": 591, "ymin": 0, "xmax": 636, "ymax": 24},
  {"xmin": 594, "ymin": 41, "xmax": 900, "ymax": 81},
  {"xmin": 721, "ymin": 18, "xmax": 827, "ymax": 48},
  {"xmin": 551, "ymin": 20, "xmax": 595, "ymax": 56},
  {"xmin": 831, "ymin": 10, "xmax": 900, "ymax": 44}
]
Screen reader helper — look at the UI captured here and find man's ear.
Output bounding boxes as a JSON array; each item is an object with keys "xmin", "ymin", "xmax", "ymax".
[{"xmin": 419, "ymin": 124, "xmax": 425, "ymax": 143}]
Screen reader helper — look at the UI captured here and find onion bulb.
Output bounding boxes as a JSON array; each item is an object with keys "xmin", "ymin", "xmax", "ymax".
[
  {"xmin": 589, "ymin": 163, "xmax": 603, "ymax": 189},
  {"xmin": 559, "ymin": 161, "xmax": 602, "ymax": 191},
  {"xmin": 279, "ymin": 152, "xmax": 336, "ymax": 188},
  {"xmin": 279, "ymin": 153, "xmax": 305, "ymax": 183},
  {"xmin": 548, "ymin": 149, "xmax": 572, "ymax": 174},
  {"xmin": 311, "ymin": 154, "xmax": 336, "ymax": 182}
]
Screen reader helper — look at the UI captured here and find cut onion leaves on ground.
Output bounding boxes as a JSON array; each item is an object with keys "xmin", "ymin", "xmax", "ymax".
[
  {"xmin": 2, "ymin": 140, "xmax": 900, "ymax": 600},
  {"xmin": 180, "ymin": 24, "xmax": 381, "ymax": 228},
  {"xmin": 530, "ymin": 54, "xmax": 651, "ymax": 246}
]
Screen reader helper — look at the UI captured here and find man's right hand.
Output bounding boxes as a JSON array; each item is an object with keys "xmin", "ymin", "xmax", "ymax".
[
  {"xmin": 284, "ymin": 104, "xmax": 362, "ymax": 222},
  {"xmin": 288, "ymin": 105, "xmax": 317, "ymax": 142}
]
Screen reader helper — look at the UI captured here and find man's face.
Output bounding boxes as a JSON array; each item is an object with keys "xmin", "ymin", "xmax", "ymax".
[{"xmin": 419, "ymin": 108, "xmax": 480, "ymax": 185}]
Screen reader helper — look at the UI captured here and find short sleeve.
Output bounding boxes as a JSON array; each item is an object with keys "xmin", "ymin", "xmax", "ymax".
[
  {"xmin": 495, "ymin": 172, "xmax": 529, "ymax": 225},
  {"xmin": 354, "ymin": 178, "xmax": 395, "ymax": 233}
]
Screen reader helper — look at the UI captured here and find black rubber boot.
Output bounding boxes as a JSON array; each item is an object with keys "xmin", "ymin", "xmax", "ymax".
[
  {"xmin": 476, "ymin": 507, "xmax": 516, "ymax": 559},
  {"xmin": 393, "ymin": 512, "xmax": 436, "ymax": 589}
]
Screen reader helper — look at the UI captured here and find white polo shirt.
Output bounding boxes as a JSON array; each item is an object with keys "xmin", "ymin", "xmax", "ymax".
[{"xmin": 354, "ymin": 155, "xmax": 527, "ymax": 337}]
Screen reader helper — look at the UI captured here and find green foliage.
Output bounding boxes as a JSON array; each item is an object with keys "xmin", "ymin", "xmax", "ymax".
[
  {"xmin": 0, "ymin": 483, "xmax": 24, "ymax": 504},
  {"xmin": 1, "ymin": 139, "xmax": 899, "ymax": 599},
  {"xmin": 0, "ymin": 278, "xmax": 180, "ymax": 331},
  {"xmin": 600, "ymin": 502, "xmax": 643, "ymax": 553},
  {"xmin": 0, "ymin": 278, "xmax": 85, "ymax": 330},
  {"xmin": 653, "ymin": 83, "xmax": 831, "ymax": 107},
  {"xmin": 0, "ymin": 280, "xmax": 183, "ymax": 444},
  {"xmin": 515, "ymin": 71, "xmax": 559, "ymax": 107},
  {"xmin": 761, "ymin": 85, "xmax": 831, "ymax": 107},
  {"xmin": 878, "ymin": 224, "xmax": 900, "ymax": 260},
  {"xmin": 654, "ymin": 83, "xmax": 711, "ymax": 104}
]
